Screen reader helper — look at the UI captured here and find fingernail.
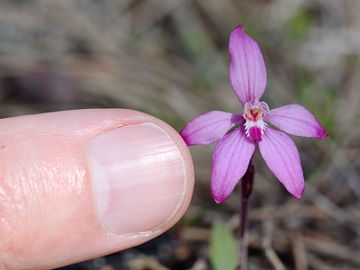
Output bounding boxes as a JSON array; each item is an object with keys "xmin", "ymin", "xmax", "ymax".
[{"xmin": 90, "ymin": 122, "xmax": 186, "ymax": 235}]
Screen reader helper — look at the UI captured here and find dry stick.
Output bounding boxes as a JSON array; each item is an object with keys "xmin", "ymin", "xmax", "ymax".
[
  {"xmin": 307, "ymin": 254, "xmax": 335, "ymax": 270},
  {"xmin": 304, "ymin": 236, "xmax": 360, "ymax": 265},
  {"xmin": 262, "ymin": 219, "xmax": 286, "ymax": 270},
  {"xmin": 237, "ymin": 159, "xmax": 254, "ymax": 270},
  {"xmin": 291, "ymin": 232, "xmax": 308, "ymax": 270}
]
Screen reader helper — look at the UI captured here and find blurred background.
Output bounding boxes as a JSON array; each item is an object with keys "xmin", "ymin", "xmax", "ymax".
[{"xmin": 0, "ymin": 0, "xmax": 359, "ymax": 269}]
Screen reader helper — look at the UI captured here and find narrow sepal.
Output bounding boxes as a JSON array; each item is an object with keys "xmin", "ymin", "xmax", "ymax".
[
  {"xmin": 180, "ymin": 111, "xmax": 242, "ymax": 146},
  {"xmin": 211, "ymin": 128, "xmax": 256, "ymax": 203},
  {"xmin": 258, "ymin": 128, "xmax": 305, "ymax": 199},
  {"xmin": 229, "ymin": 25, "xmax": 267, "ymax": 104},
  {"xmin": 265, "ymin": 104, "xmax": 328, "ymax": 139}
]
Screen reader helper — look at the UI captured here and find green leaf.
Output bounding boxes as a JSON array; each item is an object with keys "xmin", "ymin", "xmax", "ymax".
[{"xmin": 209, "ymin": 221, "xmax": 239, "ymax": 270}]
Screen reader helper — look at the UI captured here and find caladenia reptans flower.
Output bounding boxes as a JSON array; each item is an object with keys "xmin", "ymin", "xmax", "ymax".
[{"xmin": 180, "ymin": 25, "xmax": 328, "ymax": 203}]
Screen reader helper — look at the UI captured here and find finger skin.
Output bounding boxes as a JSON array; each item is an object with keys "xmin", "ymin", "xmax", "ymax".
[{"xmin": 0, "ymin": 109, "xmax": 194, "ymax": 270}]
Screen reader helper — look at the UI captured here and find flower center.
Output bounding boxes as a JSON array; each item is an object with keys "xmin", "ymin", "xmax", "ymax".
[
  {"xmin": 246, "ymin": 108, "xmax": 264, "ymax": 121},
  {"xmin": 243, "ymin": 101, "xmax": 269, "ymax": 141}
]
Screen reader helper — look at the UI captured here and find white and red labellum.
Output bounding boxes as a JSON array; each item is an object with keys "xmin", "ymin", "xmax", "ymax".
[{"xmin": 243, "ymin": 100, "xmax": 269, "ymax": 141}]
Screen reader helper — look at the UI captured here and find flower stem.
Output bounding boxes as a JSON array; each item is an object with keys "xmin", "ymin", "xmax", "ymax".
[{"xmin": 237, "ymin": 158, "xmax": 254, "ymax": 270}]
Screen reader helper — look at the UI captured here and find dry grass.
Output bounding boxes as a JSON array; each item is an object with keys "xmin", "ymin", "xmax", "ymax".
[{"xmin": 0, "ymin": 0, "xmax": 359, "ymax": 269}]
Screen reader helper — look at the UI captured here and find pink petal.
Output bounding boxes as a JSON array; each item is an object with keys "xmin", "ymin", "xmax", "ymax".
[
  {"xmin": 180, "ymin": 111, "xmax": 242, "ymax": 146},
  {"xmin": 258, "ymin": 128, "xmax": 304, "ymax": 199},
  {"xmin": 229, "ymin": 25, "xmax": 267, "ymax": 104},
  {"xmin": 211, "ymin": 128, "xmax": 255, "ymax": 203},
  {"xmin": 265, "ymin": 104, "xmax": 328, "ymax": 139}
]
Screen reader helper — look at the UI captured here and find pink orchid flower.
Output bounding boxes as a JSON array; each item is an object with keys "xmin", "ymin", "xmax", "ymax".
[{"xmin": 180, "ymin": 25, "xmax": 328, "ymax": 203}]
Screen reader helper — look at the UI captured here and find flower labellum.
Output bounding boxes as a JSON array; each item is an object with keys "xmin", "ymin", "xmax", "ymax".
[
  {"xmin": 243, "ymin": 100, "xmax": 269, "ymax": 141},
  {"xmin": 180, "ymin": 25, "xmax": 328, "ymax": 203}
]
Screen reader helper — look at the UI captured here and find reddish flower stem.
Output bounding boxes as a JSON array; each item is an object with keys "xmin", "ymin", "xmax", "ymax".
[{"xmin": 237, "ymin": 158, "xmax": 254, "ymax": 270}]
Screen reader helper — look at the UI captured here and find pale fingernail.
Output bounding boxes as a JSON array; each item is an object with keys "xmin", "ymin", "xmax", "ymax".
[{"xmin": 90, "ymin": 122, "xmax": 186, "ymax": 235}]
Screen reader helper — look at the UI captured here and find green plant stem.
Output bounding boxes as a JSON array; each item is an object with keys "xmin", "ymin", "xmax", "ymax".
[{"xmin": 237, "ymin": 158, "xmax": 254, "ymax": 270}]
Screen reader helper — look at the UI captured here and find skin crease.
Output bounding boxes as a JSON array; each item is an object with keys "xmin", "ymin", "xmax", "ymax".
[{"xmin": 0, "ymin": 109, "xmax": 194, "ymax": 270}]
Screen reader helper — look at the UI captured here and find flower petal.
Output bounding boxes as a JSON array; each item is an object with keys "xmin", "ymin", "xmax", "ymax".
[
  {"xmin": 258, "ymin": 128, "xmax": 304, "ymax": 199},
  {"xmin": 211, "ymin": 128, "xmax": 255, "ymax": 203},
  {"xmin": 229, "ymin": 25, "xmax": 267, "ymax": 104},
  {"xmin": 180, "ymin": 111, "xmax": 242, "ymax": 146},
  {"xmin": 265, "ymin": 104, "xmax": 328, "ymax": 139}
]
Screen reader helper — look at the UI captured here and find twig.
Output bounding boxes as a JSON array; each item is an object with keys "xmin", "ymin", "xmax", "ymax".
[
  {"xmin": 307, "ymin": 254, "xmax": 335, "ymax": 270},
  {"xmin": 291, "ymin": 232, "xmax": 308, "ymax": 270},
  {"xmin": 304, "ymin": 236, "xmax": 360, "ymax": 265},
  {"xmin": 305, "ymin": 185, "xmax": 360, "ymax": 233},
  {"xmin": 262, "ymin": 218, "xmax": 286, "ymax": 270}
]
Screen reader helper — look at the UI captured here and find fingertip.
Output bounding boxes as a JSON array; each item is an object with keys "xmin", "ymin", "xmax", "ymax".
[{"xmin": 0, "ymin": 109, "xmax": 194, "ymax": 269}]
